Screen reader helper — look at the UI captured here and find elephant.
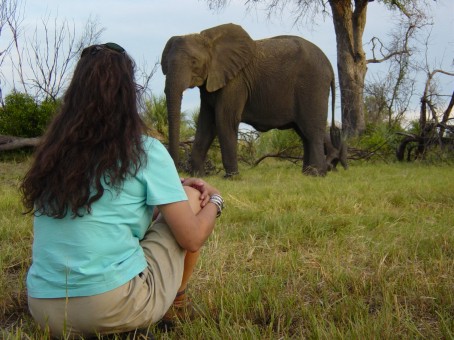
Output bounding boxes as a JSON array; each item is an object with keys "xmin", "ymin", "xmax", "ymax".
[
  {"xmin": 161, "ymin": 23, "xmax": 335, "ymax": 177},
  {"xmin": 324, "ymin": 132, "xmax": 348, "ymax": 171}
]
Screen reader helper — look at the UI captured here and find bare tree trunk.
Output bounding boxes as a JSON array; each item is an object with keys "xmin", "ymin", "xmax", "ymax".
[
  {"xmin": 440, "ymin": 91, "xmax": 454, "ymax": 125},
  {"xmin": 329, "ymin": 0, "xmax": 367, "ymax": 137}
]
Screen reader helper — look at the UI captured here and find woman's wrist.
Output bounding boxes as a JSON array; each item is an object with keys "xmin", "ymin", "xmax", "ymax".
[{"xmin": 208, "ymin": 193, "xmax": 224, "ymax": 217}]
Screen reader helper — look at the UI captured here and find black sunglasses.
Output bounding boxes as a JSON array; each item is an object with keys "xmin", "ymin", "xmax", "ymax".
[{"xmin": 81, "ymin": 42, "xmax": 126, "ymax": 58}]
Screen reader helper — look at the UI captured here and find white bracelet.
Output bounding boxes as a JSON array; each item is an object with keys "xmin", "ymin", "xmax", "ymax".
[{"xmin": 209, "ymin": 194, "xmax": 224, "ymax": 218}]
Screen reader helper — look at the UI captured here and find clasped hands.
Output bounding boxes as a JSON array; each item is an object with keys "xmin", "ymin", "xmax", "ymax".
[{"xmin": 180, "ymin": 177, "xmax": 221, "ymax": 208}]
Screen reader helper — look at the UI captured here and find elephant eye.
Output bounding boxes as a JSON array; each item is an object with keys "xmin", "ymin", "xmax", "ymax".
[{"xmin": 191, "ymin": 58, "xmax": 205, "ymax": 74}]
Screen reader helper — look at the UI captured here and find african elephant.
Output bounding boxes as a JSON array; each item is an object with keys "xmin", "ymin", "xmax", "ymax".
[
  {"xmin": 324, "ymin": 132, "xmax": 348, "ymax": 171},
  {"xmin": 161, "ymin": 23, "xmax": 335, "ymax": 177}
]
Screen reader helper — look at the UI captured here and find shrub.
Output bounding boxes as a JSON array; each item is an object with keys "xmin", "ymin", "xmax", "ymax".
[
  {"xmin": 349, "ymin": 122, "xmax": 404, "ymax": 161},
  {"xmin": 0, "ymin": 92, "xmax": 57, "ymax": 137},
  {"xmin": 255, "ymin": 129, "xmax": 303, "ymax": 158},
  {"xmin": 142, "ymin": 94, "xmax": 195, "ymax": 143}
]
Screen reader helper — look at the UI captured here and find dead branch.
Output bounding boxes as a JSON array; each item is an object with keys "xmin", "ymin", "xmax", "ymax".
[
  {"xmin": 0, "ymin": 135, "xmax": 40, "ymax": 150},
  {"xmin": 348, "ymin": 141, "xmax": 390, "ymax": 162},
  {"xmin": 253, "ymin": 149, "xmax": 303, "ymax": 166},
  {"xmin": 367, "ymin": 23, "xmax": 415, "ymax": 64}
]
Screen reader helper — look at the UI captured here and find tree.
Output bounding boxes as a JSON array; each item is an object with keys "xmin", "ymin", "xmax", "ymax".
[
  {"xmin": 0, "ymin": 0, "xmax": 106, "ymax": 103},
  {"xmin": 394, "ymin": 33, "xmax": 454, "ymax": 162},
  {"xmin": 364, "ymin": 51, "xmax": 416, "ymax": 129},
  {"xmin": 0, "ymin": 91, "xmax": 56, "ymax": 137},
  {"xmin": 204, "ymin": 0, "xmax": 434, "ymax": 136},
  {"xmin": 1, "ymin": 1, "xmax": 157, "ymax": 104},
  {"xmin": 419, "ymin": 69, "xmax": 454, "ymax": 136},
  {"xmin": 6, "ymin": 12, "xmax": 104, "ymax": 102},
  {"xmin": 0, "ymin": 0, "xmax": 23, "ymax": 106}
]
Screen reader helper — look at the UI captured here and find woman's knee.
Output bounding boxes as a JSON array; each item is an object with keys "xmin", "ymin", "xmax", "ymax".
[{"xmin": 183, "ymin": 186, "xmax": 202, "ymax": 214}]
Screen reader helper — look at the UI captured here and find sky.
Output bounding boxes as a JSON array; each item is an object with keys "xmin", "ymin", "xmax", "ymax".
[{"xmin": 3, "ymin": 0, "xmax": 454, "ymax": 122}]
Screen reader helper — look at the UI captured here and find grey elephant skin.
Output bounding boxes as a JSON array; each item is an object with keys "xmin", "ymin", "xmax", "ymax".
[
  {"xmin": 324, "ymin": 132, "xmax": 348, "ymax": 171},
  {"xmin": 161, "ymin": 23, "xmax": 335, "ymax": 177}
]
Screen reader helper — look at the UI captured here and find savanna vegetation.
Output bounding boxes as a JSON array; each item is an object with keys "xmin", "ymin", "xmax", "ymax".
[{"xmin": 1, "ymin": 0, "xmax": 453, "ymax": 338}]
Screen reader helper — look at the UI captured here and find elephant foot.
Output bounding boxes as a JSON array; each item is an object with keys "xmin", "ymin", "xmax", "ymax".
[
  {"xmin": 223, "ymin": 171, "xmax": 239, "ymax": 179},
  {"xmin": 191, "ymin": 170, "xmax": 206, "ymax": 177},
  {"xmin": 188, "ymin": 164, "xmax": 206, "ymax": 177},
  {"xmin": 302, "ymin": 166, "xmax": 326, "ymax": 177}
]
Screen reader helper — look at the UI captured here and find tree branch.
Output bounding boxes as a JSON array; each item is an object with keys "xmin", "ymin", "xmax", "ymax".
[{"xmin": 366, "ymin": 22, "xmax": 415, "ymax": 64}]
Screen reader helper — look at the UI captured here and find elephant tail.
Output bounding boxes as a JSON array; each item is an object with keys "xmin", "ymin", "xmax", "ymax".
[{"xmin": 329, "ymin": 78, "xmax": 341, "ymax": 149}]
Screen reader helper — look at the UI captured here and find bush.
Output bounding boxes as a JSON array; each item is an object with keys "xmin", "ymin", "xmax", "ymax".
[
  {"xmin": 349, "ymin": 122, "xmax": 404, "ymax": 161},
  {"xmin": 0, "ymin": 92, "xmax": 57, "ymax": 137},
  {"xmin": 142, "ymin": 94, "xmax": 196, "ymax": 143},
  {"xmin": 256, "ymin": 129, "xmax": 303, "ymax": 157}
]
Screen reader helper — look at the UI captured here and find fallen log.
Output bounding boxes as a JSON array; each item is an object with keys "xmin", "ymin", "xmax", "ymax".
[{"xmin": 0, "ymin": 135, "xmax": 40, "ymax": 151}]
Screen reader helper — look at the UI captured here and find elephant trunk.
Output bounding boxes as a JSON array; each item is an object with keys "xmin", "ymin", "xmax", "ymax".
[{"xmin": 165, "ymin": 76, "xmax": 188, "ymax": 166}]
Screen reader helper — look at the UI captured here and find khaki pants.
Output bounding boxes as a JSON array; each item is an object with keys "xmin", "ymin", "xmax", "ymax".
[{"xmin": 28, "ymin": 221, "xmax": 186, "ymax": 338}]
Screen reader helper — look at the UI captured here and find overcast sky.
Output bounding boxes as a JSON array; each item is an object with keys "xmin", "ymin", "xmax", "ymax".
[{"xmin": 4, "ymin": 0, "xmax": 454, "ymax": 121}]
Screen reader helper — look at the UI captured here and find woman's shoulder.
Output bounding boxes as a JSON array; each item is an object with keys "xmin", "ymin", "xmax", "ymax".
[
  {"xmin": 138, "ymin": 135, "xmax": 178, "ymax": 179},
  {"xmin": 141, "ymin": 135, "xmax": 173, "ymax": 162},
  {"xmin": 142, "ymin": 135, "xmax": 166, "ymax": 150}
]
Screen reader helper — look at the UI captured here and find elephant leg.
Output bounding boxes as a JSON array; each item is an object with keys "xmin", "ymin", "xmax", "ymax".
[
  {"xmin": 311, "ymin": 138, "xmax": 327, "ymax": 175},
  {"xmin": 295, "ymin": 126, "xmax": 328, "ymax": 176},
  {"xmin": 295, "ymin": 126, "xmax": 327, "ymax": 176},
  {"xmin": 214, "ymin": 88, "xmax": 246, "ymax": 177},
  {"xmin": 217, "ymin": 120, "xmax": 240, "ymax": 177},
  {"xmin": 190, "ymin": 105, "xmax": 216, "ymax": 175},
  {"xmin": 340, "ymin": 144, "xmax": 349, "ymax": 170},
  {"xmin": 300, "ymin": 135, "xmax": 311, "ymax": 170},
  {"xmin": 305, "ymin": 141, "xmax": 327, "ymax": 176},
  {"xmin": 331, "ymin": 158, "xmax": 339, "ymax": 171},
  {"xmin": 295, "ymin": 130, "xmax": 313, "ymax": 173},
  {"xmin": 324, "ymin": 137, "xmax": 337, "ymax": 171}
]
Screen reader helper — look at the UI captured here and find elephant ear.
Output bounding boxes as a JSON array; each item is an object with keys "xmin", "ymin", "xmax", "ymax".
[
  {"xmin": 201, "ymin": 23, "xmax": 255, "ymax": 92},
  {"xmin": 161, "ymin": 36, "xmax": 182, "ymax": 75}
]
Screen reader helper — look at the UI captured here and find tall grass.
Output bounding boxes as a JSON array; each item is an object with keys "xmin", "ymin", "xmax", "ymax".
[{"xmin": 1, "ymin": 159, "xmax": 453, "ymax": 339}]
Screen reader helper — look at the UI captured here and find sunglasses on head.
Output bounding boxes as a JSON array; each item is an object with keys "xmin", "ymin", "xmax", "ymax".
[{"xmin": 81, "ymin": 42, "xmax": 126, "ymax": 58}]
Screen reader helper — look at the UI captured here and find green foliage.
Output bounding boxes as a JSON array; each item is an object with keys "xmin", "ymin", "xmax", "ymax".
[
  {"xmin": 350, "ymin": 122, "xmax": 404, "ymax": 161},
  {"xmin": 0, "ymin": 92, "xmax": 57, "ymax": 137},
  {"xmin": 364, "ymin": 93, "xmax": 389, "ymax": 126},
  {"xmin": 405, "ymin": 119, "xmax": 421, "ymax": 135},
  {"xmin": 237, "ymin": 129, "xmax": 260, "ymax": 165},
  {"xmin": 255, "ymin": 129, "xmax": 303, "ymax": 157},
  {"xmin": 142, "ymin": 94, "xmax": 196, "ymax": 143},
  {"xmin": 142, "ymin": 94, "xmax": 168, "ymax": 140}
]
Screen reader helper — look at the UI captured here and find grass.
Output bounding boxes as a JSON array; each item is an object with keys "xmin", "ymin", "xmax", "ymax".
[{"xmin": 1, "ymin": 158, "xmax": 453, "ymax": 339}]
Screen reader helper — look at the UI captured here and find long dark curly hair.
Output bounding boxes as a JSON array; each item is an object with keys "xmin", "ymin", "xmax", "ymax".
[{"xmin": 21, "ymin": 43, "xmax": 147, "ymax": 218}]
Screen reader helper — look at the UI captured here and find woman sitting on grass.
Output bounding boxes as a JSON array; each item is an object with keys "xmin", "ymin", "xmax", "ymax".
[{"xmin": 20, "ymin": 42, "xmax": 224, "ymax": 338}]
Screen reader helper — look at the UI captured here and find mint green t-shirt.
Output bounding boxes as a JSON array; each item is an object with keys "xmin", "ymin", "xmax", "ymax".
[{"xmin": 26, "ymin": 137, "xmax": 188, "ymax": 298}]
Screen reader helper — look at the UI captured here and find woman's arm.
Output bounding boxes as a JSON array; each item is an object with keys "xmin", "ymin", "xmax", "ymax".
[{"xmin": 156, "ymin": 179, "xmax": 222, "ymax": 252}]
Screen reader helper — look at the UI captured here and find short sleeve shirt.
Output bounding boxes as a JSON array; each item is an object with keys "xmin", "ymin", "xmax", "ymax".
[{"xmin": 26, "ymin": 136, "xmax": 188, "ymax": 298}]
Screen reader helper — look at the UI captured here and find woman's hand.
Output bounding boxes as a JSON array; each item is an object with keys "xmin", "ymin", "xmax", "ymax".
[{"xmin": 180, "ymin": 177, "xmax": 220, "ymax": 207}]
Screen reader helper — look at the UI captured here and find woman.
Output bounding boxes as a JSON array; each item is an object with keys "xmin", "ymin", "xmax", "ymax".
[{"xmin": 20, "ymin": 42, "xmax": 224, "ymax": 337}]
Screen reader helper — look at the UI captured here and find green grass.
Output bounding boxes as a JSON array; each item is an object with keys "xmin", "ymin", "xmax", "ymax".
[{"xmin": 1, "ymin": 159, "xmax": 453, "ymax": 339}]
